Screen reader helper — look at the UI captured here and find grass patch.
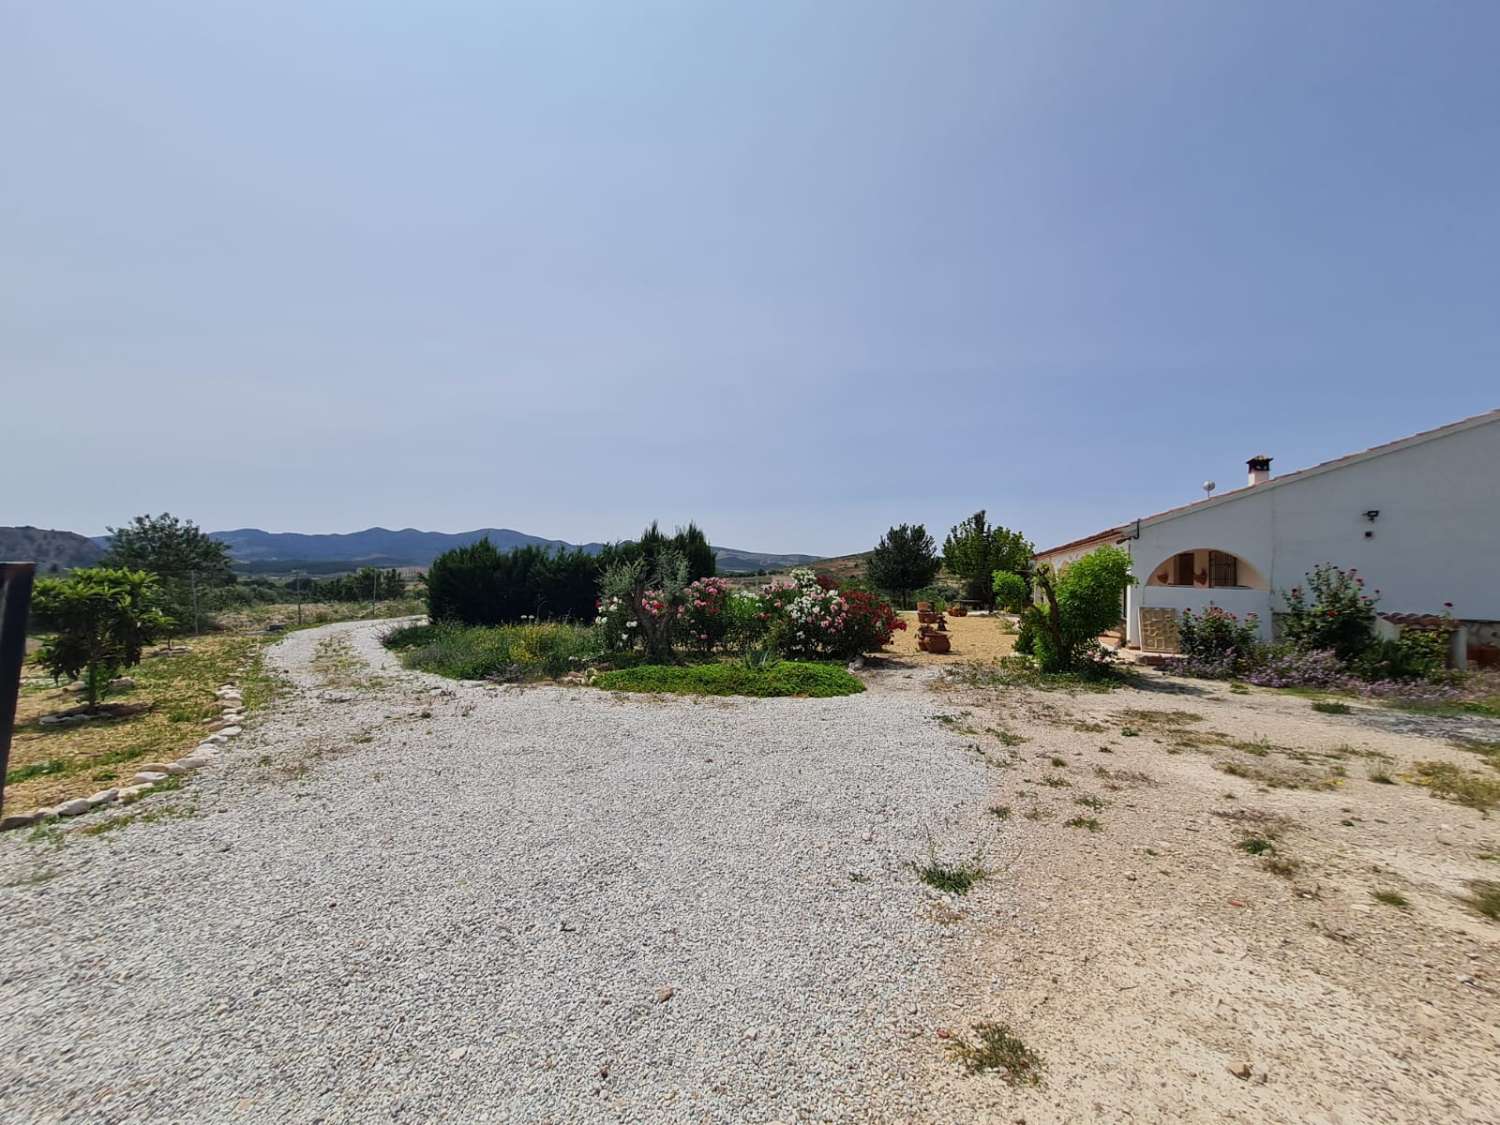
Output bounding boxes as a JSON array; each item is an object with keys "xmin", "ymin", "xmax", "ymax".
[
  {"xmin": 1064, "ymin": 816, "xmax": 1102, "ymax": 832},
  {"xmin": 1368, "ymin": 769, "xmax": 1397, "ymax": 785},
  {"xmin": 1451, "ymin": 738, "xmax": 1500, "ymax": 771},
  {"xmin": 1217, "ymin": 758, "xmax": 1342, "ymax": 791},
  {"xmin": 594, "ymin": 661, "xmax": 863, "ymax": 698},
  {"xmin": 394, "ymin": 621, "xmax": 602, "ymax": 682},
  {"xmin": 1462, "ymin": 880, "xmax": 1500, "ymax": 920},
  {"xmin": 1238, "ymin": 836, "xmax": 1276, "ymax": 856},
  {"xmin": 989, "ymin": 804, "xmax": 1012, "ymax": 820},
  {"xmin": 7, "ymin": 633, "xmax": 273, "ymax": 811},
  {"xmin": 914, "ymin": 855, "xmax": 986, "ymax": 895},
  {"xmin": 1409, "ymin": 761, "xmax": 1500, "ymax": 816},
  {"xmin": 1120, "ymin": 708, "xmax": 1203, "ymax": 726},
  {"xmin": 1040, "ymin": 774, "xmax": 1071, "ymax": 788},
  {"xmin": 5, "ymin": 758, "xmax": 69, "ymax": 785},
  {"xmin": 1371, "ymin": 889, "xmax": 1410, "ymax": 909},
  {"xmin": 989, "ymin": 727, "xmax": 1027, "ymax": 746},
  {"xmin": 1312, "ymin": 700, "xmax": 1352, "ymax": 715},
  {"xmin": 946, "ymin": 1023, "xmax": 1043, "ymax": 1084},
  {"xmin": 1074, "ymin": 795, "xmax": 1106, "ymax": 811},
  {"xmin": 1262, "ymin": 855, "xmax": 1300, "ymax": 878}
]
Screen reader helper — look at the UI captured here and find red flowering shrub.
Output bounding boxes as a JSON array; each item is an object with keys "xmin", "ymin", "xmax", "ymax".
[{"xmin": 835, "ymin": 589, "xmax": 906, "ymax": 658}]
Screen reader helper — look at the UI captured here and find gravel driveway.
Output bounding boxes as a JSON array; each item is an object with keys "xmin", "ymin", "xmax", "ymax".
[{"xmin": 0, "ymin": 621, "xmax": 991, "ymax": 1123}]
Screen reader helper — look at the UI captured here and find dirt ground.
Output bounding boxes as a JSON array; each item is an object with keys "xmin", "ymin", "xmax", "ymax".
[
  {"xmin": 897, "ymin": 666, "xmax": 1500, "ymax": 1123},
  {"xmin": 883, "ymin": 611, "xmax": 1018, "ymax": 665}
]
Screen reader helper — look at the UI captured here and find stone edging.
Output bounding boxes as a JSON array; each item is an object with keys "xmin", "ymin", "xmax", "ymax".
[{"xmin": 0, "ymin": 681, "xmax": 248, "ymax": 832}]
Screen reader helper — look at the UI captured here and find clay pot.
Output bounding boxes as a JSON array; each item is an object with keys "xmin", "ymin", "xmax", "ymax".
[
  {"xmin": 917, "ymin": 609, "xmax": 940, "ymax": 624},
  {"xmin": 924, "ymin": 632, "xmax": 951, "ymax": 654},
  {"xmin": 916, "ymin": 601, "xmax": 933, "ymax": 612},
  {"xmin": 949, "ymin": 604, "xmax": 967, "ymax": 617}
]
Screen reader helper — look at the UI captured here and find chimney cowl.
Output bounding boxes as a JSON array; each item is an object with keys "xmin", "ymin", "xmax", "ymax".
[{"xmin": 1247, "ymin": 454, "xmax": 1272, "ymax": 486}]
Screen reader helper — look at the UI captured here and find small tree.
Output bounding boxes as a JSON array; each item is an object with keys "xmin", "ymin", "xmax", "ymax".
[
  {"xmin": 31, "ymin": 568, "xmax": 172, "ymax": 705},
  {"xmin": 992, "ymin": 570, "xmax": 1029, "ymax": 612},
  {"xmin": 866, "ymin": 524, "xmax": 941, "ymax": 603},
  {"xmin": 101, "ymin": 512, "xmax": 235, "ymax": 636},
  {"xmin": 1026, "ymin": 547, "xmax": 1134, "ymax": 672},
  {"xmin": 943, "ymin": 512, "xmax": 1033, "ymax": 607},
  {"xmin": 598, "ymin": 548, "xmax": 690, "ymax": 661}
]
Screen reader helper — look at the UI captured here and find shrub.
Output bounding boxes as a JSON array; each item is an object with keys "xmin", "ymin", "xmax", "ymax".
[
  {"xmin": 1178, "ymin": 606, "xmax": 1262, "ymax": 678},
  {"xmin": 837, "ymin": 589, "xmax": 906, "ymax": 656},
  {"xmin": 992, "ymin": 570, "xmax": 1029, "ymax": 613},
  {"xmin": 682, "ymin": 576, "xmax": 734, "ymax": 653},
  {"xmin": 395, "ymin": 621, "xmax": 600, "ymax": 681},
  {"xmin": 31, "ymin": 568, "xmax": 172, "ymax": 704},
  {"xmin": 1354, "ymin": 630, "xmax": 1447, "ymax": 681},
  {"xmin": 866, "ymin": 524, "xmax": 942, "ymax": 602},
  {"xmin": 1026, "ymin": 547, "xmax": 1134, "ymax": 672},
  {"xmin": 597, "ymin": 549, "xmax": 691, "ymax": 661},
  {"xmin": 593, "ymin": 661, "xmax": 865, "ymax": 698},
  {"xmin": 426, "ymin": 539, "xmax": 598, "ymax": 626},
  {"xmin": 596, "ymin": 521, "xmax": 716, "ymax": 582},
  {"xmin": 1279, "ymin": 564, "xmax": 1378, "ymax": 663},
  {"xmin": 913, "ymin": 584, "xmax": 959, "ymax": 612}
]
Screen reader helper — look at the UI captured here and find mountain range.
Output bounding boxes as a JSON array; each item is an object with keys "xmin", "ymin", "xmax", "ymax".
[{"xmin": 2, "ymin": 525, "xmax": 819, "ymax": 575}]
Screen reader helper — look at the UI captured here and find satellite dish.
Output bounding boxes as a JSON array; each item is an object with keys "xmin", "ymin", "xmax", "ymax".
[{"xmin": 1203, "ymin": 480, "xmax": 1216, "ymax": 498}]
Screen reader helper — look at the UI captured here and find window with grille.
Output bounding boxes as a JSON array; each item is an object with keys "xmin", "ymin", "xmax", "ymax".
[{"xmin": 1208, "ymin": 551, "xmax": 1239, "ymax": 588}]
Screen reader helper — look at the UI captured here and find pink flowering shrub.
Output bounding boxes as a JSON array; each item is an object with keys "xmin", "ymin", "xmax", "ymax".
[{"xmin": 683, "ymin": 577, "xmax": 733, "ymax": 653}]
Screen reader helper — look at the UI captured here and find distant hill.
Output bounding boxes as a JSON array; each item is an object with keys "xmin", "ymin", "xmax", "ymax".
[
  {"xmin": 713, "ymin": 546, "xmax": 820, "ymax": 574},
  {"xmin": 0, "ymin": 527, "xmax": 105, "ymax": 573},
  {"xmin": 205, "ymin": 527, "xmax": 606, "ymax": 567},
  {"xmin": 79, "ymin": 525, "xmax": 821, "ymax": 575}
]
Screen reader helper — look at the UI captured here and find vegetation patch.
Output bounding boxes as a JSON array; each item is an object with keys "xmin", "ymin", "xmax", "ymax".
[
  {"xmin": 9, "ymin": 634, "xmax": 273, "ymax": 810},
  {"xmin": 1063, "ymin": 816, "xmax": 1102, "ymax": 832},
  {"xmin": 393, "ymin": 621, "xmax": 601, "ymax": 682},
  {"xmin": 915, "ymin": 855, "xmax": 986, "ymax": 894},
  {"xmin": 1409, "ymin": 761, "xmax": 1500, "ymax": 816},
  {"xmin": 1371, "ymin": 889, "xmax": 1410, "ymax": 909},
  {"xmin": 593, "ymin": 661, "xmax": 864, "ymax": 698},
  {"xmin": 948, "ymin": 656, "xmax": 1131, "ymax": 695},
  {"xmin": 1463, "ymin": 880, "xmax": 1500, "ymax": 921},
  {"xmin": 1312, "ymin": 700, "xmax": 1352, "ymax": 715},
  {"xmin": 946, "ymin": 1022, "xmax": 1044, "ymax": 1084}
]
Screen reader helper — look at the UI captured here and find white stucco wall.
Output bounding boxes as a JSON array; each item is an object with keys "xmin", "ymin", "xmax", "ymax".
[{"xmin": 1123, "ymin": 415, "xmax": 1500, "ymax": 648}]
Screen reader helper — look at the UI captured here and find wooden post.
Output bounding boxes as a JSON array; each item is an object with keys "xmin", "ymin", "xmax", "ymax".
[{"xmin": 0, "ymin": 563, "xmax": 38, "ymax": 818}]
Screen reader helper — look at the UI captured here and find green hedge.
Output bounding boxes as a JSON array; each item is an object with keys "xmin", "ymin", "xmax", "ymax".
[{"xmin": 592, "ymin": 661, "xmax": 864, "ymax": 698}]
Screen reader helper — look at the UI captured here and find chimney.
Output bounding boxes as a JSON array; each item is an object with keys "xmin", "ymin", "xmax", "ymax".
[{"xmin": 1247, "ymin": 455, "xmax": 1272, "ymax": 486}]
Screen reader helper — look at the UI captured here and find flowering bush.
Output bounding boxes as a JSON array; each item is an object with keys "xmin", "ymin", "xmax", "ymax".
[
  {"xmin": 683, "ymin": 577, "xmax": 733, "ymax": 653},
  {"xmin": 838, "ymin": 588, "xmax": 906, "ymax": 656},
  {"xmin": 1279, "ymin": 564, "xmax": 1378, "ymax": 663},
  {"xmin": 597, "ymin": 549, "xmax": 690, "ymax": 661},
  {"xmin": 1245, "ymin": 647, "xmax": 1348, "ymax": 689},
  {"xmin": 1178, "ymin": 606, "xmax": 1262, "ymax": 678}
]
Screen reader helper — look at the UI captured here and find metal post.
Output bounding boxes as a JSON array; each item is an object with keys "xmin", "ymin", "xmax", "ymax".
[{"xmin": 0, "ymin": 562, "xmax": 38, "ymax": 819}]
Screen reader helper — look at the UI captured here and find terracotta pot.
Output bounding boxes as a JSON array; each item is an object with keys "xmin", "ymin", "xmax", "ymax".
[
  {"xmin": 917, "ymin": 610, "xmax": 939, "ymax": 624},
  {"xmin": 924, "ymin": 632, "xmax": 951, "ymax": 654},
  {"xmin": 949, "ymin": 604, "xmax": 967, "ymax": 617},
  {"xmin": 916, "ymin": 601, "xmax": 932, "ymax": 612}
]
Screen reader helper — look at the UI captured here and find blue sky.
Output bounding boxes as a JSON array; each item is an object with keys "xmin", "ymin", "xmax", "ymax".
[{"xmin": 4, "ymin": 1, "xmax": 1496, "ymax": 555}]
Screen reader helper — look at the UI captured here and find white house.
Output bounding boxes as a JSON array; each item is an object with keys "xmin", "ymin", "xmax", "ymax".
[{"xmin": 1032, "ymin": 408, "xmax": 1500, "ymax": 661}]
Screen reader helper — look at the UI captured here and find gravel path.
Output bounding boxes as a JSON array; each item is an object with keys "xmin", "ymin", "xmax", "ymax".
[{"xmin": 0, "ymin": 621, "xmax": 993, "ymax": 1123}]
